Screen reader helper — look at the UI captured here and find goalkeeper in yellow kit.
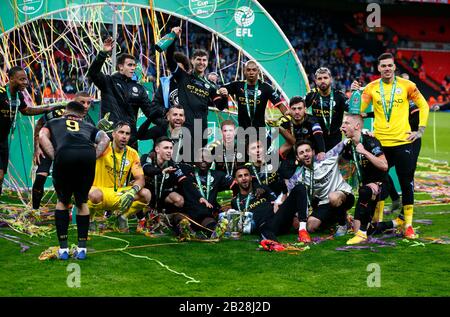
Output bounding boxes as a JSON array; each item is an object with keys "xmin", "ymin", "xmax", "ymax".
[
  {"xmin": 88, "ymin": 121, "xmax": 151, "ymax": 232},
  {"xmin": 351, "ymin": 52, "xmax": 429, "ymax": 239}
]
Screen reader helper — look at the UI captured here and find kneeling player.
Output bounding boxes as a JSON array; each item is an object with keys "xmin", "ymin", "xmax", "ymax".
[
  {"xmin": 39, "ymin": 101, "xmax": 109, "ymax": 260},
  {"xmin": 140, "ymin": 136, "xmax": 185, "ymax": 232},
  {"xmin": 341, "ymin": 114, "xmax": 389, "ymax": 244},
  {"xmin": 88, "ymin": 122, "xmax": 151, "ymax": 232}
]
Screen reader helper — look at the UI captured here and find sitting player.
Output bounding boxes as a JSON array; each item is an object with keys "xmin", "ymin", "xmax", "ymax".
[
  {"xmin": 232, "ymin": 165, "xmax": 309, "ymax": 242},
  {"xmin": 178, "ymin": 147, "xmax": 233, "ymax": 239},
  {"xmin": 288, "ymin": 140, "xmax": 355, "ymax": 237}
]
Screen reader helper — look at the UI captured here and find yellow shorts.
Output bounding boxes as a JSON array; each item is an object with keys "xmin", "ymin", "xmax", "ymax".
[{"xmin": 89, "ymin": 186, "xmax": 132, "ymax": 211}]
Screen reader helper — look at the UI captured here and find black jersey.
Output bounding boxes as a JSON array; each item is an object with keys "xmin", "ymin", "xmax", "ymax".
[
  {"xmin": 231, "ymin": 184, "xmax": 276, "ymax": 229},
  {"xmin": 208, "ymin": 140, "xmax": 245, "ymax": 176},
  {"xmin": 0, "ymin": 86, "xmax": 28, "ymax": 141},
  {"xmin": 44, "ymin": 116, "xmax": 99, "ymax": 154},
  {"xmin": 87, "ymin": 51, "xmax": 155, "ymax": 144},
  {"xmin": 140, "ymin": 154, "xmax": 186, "ymax": 206},
  {"xmin": 281, "ymin": 115, "xmax": 326, "ymax": 153},
  {"xmin": 305, "ymin": 88, "xmax": 348, "ymax": 137},
  {"xmin": 342, "ymin": 135, "xmax": 387, "ymax": 185},
  {"xmin": 223, "ymin": 80, "xmax": 283, "ymax": 129},
  {"xmin": 181, "ymin": 165, "xmax": 233, "ymax": 209},
  {"xmin": 245, "ymin": 160, "xmax": 288, "ymax": 196},
  {"xmin": 166, "ymin": 44, "xmax": 226, "ymax": 135}
]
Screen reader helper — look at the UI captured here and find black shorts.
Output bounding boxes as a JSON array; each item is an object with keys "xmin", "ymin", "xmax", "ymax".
[
  {"xmin": 0, "ymin": 139, "xmax": 9, "ymax": 173},
  {"xmin": 52, "ymin": 147, "xmax": 96, "ymax": 206},
  {"xmin": 36, "ymin": 155, "xmax": 53, "ymax": 174},
  {"xmin": 310, "ymin": 192, "xmax": 355, "ymax": 227}
]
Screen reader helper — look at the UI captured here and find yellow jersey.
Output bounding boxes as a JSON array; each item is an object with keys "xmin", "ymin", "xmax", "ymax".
[
  {"xmin": 361, "ymin": 76, "xmax": 429, "ymax": 147},
  {"xmin": 92, "ymin": 143, "xmax": 143, "ymax": 189}
]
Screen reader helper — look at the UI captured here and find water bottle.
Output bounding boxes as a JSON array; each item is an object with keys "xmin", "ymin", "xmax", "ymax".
[
  {"xmin": 155, "ymin": 32, "xmax": 176, "ymax": 53},
  {"xmin": 348, "ymin": 89, "xmax": 362, "ymax": 115}
]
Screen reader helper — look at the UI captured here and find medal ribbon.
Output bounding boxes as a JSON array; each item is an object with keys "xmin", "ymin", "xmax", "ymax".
[
  {"xmin": 351, "ymin": 135, "xmax": 364, "ymax": 186},
  {"xmin": 111, "ymin": 143, "xmax": 128, "ymax": 192},
  {"xmin": 195, "ymin": 169, "xmax": 211, "ymax": 200},
  {"xmin": 252, "ymin": 163, "xmax": 268, "ymax": 186},
  {"xmin": 379, "ymin": 77, "xmax": 397, "ymax": 124},
  {"xmin": 244, "ymin": 81, "xmax": 259, "ymax": 124},
  {"xmin": 236, "ymin": 192, "xmax": 252, "ymax": 213},
  {"xmin": 319, "ymin": 90, "xmax": 334, "ymax": 132}
]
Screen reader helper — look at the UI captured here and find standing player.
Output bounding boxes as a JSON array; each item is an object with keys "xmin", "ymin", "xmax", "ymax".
[
  {"xmin": 0, "ymin": 66, "xmax": 55, "ymax": 197},
  {"xmin": 39, "ymin": 101, "xmax": 110, "ymax": 260},
  {"xmin": 352, "ymin": 52, "xmax": 429, "ymax": 238},
  {"xmin": 32, "ymin": 92, "xmax": 94, "ymax": 211},
  {"xmin": 340, "ymin": 114, "xmax": 389, "ymax": 244},
  {"xmin": 305, "ymin": 67, "xmax": 348, "ymax": 151},
  {"xmin": 221, "ymin": 60, "xmax": 290, "ymax": 130},
  {"xmin": 166, "ymin": 27, "xmax": 228, "ymax": 151},
  {"xmin": 87, "ymin": 37, "xmax": 156, "ymax": 148}
]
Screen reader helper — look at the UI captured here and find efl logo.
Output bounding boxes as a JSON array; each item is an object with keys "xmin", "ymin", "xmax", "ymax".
[
  {"xmin": 235, "ymin": 6, "xmax": 255, "ymax": 38},
  {"xmin": 16, "ymin": 0, "xmax": 44, "ymax": 15}
]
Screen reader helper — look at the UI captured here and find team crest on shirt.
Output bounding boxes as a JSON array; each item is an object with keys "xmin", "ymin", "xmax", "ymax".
[
  {"xmin": 257, "ymin": 90, "xmax": 262, "ymax": 96},
  {"xmin": 302, "ymin": 128, "xmax": 309, "ymax": 134},
  {"xmin": 124, "ymin": 159, "xmax": 130, "ymax": 166},
  {"xmin": 236, "ymin": 152, "xmax": 243, "ymax": 160},
  {"xmin": 208, "ymin": 174, "xmax": 215, "ymax": 183},
  {"xmin": 267, "ymin": 164, "xmax": 273, "ymax": 172},
  {"xmin": 396, "ymin": 88, "xmax": 402, "ymax": 95},
  {"xmin": 164, "ymin": 173, "xmax": 170, "ymax": 180},
  {"xmin": 205, "ymin": 83, "xmax": 210, "ymax": 89}
]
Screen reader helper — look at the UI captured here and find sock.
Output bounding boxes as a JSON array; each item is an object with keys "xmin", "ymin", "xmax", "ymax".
[
  {"xmin": 403, "ymin": 204, "xmax": 414, "ymax": 227},
  {"xmin": 76, "ymin": 214, "xmax": 90, "ymax": 248},
  {"xmin": 55, "ymin": 209, "xmax": 70, "ymax": 249},
  {"xmin": 32, "ymin": 174, "xmax": 47, "ymax": 210},
  {"xmin": 373, "ymin": 200, "xmax": 384, "ymax": 222},
  {"xmin": 299, "ymin": 222, "xmax": 306, "ymax": 231}
]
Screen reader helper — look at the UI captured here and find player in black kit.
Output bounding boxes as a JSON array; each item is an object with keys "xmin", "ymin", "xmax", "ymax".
[
  {"xmin": 231, "ymin": 165, "xmax": 308, "ymax": 242},
  {"xmin": 0, "ymin": 66, "xmax": 55, "ymax": 197},
  {"xmin": 39, "ymin": 101, "xmax": 110, "ymax": 260},
  {"xmin": 221, "ymin": 60, "xmax": 289, "ymax": 130},
  {"xmin": 340, "ymin": 114, "xmax": 389, "ymax": 244},
  {"xmin": 305, "ymin": 67, "xmax": 348, "ymax": 151},
  {"xmin": 87, "ymin": 37, "xmax": 156, "ymax": 148},
  {"xmin": 178, "ymin": 148, "xmax": 233, "ymax": 238},
  {"xmin": 32, "ymin": 92, "xmax": 94, "ymax": 211},
  {"xmin": 278, "ymin": 95, "xmax": 326, "ymax": 162},
  {"xmin": 166, "ymin": 27, "xmax": 228, "ymax": 152}
]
